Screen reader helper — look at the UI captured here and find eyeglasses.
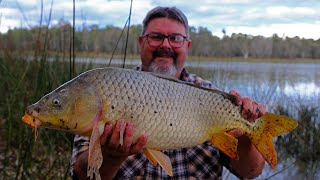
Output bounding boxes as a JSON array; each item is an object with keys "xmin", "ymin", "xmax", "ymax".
[{"xmin": 142, "ymin": 33, "xmax": 187, "ymax": 48}]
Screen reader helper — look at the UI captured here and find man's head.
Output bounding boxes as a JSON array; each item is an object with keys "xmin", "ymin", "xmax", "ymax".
[{"xmin": 139, "ymin": 6, "xmax": 191, "ymax": 78}]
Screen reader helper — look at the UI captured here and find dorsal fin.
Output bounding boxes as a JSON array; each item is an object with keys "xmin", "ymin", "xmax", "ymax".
[{"xmin": 150, "ymin": 72, "xmax": 238, "ymax": 105}]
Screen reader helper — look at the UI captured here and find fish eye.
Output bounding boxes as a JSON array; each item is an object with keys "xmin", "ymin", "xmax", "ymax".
[{"xmin": 52, "ymin": 99, "xmax": 60, "ymax": 106}]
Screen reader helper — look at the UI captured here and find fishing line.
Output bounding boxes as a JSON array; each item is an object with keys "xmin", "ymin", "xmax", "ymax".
[
  {"xmin": 264, "ymin": 160, "xmax": 297, "ymax": 180},
  {"xmin": 108, "ymin": 18, "xmax": 129, "ymax": 67},
  {"xmin": 69, "ymin": 0, "xmax": 76, "ymax": 79},
  {"xmin": 108, "ymin": 0, "xmax": 133, "ymax": 68},
  {"xmin": 122, "ymin": 0, "xmax": 133, "ymax": 68}
]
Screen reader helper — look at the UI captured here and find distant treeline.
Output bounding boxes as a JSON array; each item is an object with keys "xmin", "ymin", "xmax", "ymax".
[{"xmin": 1, "ymin": 21, "xmax": 320, "ymax": 59}]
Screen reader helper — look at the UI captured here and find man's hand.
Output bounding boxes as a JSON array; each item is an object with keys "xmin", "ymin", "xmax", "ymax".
[
  {"xmin": 227, "ymin": 90, "xmax": 266, "ymax": 178},
  {"xmin": 228, "ymin": 89, "xmax": 266, "ymax": 137},
  {"xmin": 73, "ymin": 121, "xmax": 147, "ymax": 180},
  {"xmin": 100, "ymin": 121, "xmax": 148, "ymax": 162},
  {"xmin": 98, "ymin": 121, "xmax": 148, "ymax": 179},
  {"xmin": 229, "ymin": 90, "xmax": 266, "ymax": 122}
]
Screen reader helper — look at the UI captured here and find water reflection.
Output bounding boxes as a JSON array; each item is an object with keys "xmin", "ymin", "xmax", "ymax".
[{"xmin": 284, "ymin": 82, "xmax": 320, "ymax": 97}]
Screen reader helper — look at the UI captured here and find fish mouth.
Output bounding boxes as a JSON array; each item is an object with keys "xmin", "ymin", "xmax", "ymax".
[
  {"xmin": 22, "ymin": 112, "xmax": 42, "ymax": 141},
  {"xmin": 22, "ymin": 113, "xmax": 39, "ymax": 128}
]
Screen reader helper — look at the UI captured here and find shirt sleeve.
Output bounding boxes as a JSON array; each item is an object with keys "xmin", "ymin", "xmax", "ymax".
[{"xmin": 69, "ymin": 135, "xmax": 90, "ymax": 179}]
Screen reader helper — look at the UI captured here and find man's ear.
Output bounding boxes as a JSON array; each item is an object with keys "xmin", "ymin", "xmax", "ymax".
[
  {"xmin": 187, "ymin": 40, "xmax": 191, "ymax": 48},
  {"xmin": 138, "ymin": 36, "xmax": 144, "ymax": 46}
]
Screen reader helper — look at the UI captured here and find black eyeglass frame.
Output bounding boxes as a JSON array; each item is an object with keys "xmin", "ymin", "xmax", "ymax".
[{"xmin": 142, "ymin": 33, "xmax": 188, "ymax": 48}]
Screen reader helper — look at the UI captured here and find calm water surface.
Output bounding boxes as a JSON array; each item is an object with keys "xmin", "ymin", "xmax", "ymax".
[{"xmin": 186, "ymin": 61, "xmax": 319, "ymax": 101}]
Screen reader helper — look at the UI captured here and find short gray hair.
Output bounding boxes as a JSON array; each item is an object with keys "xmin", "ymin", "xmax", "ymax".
[{"xmin": 142, "ymin": 6, "xmax": 189, "ymax": 37}]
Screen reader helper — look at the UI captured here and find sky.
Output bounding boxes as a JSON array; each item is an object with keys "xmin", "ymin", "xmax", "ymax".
[{"xmin": 0, "ymin": 0, "xmax": 319, "ymax": 40}]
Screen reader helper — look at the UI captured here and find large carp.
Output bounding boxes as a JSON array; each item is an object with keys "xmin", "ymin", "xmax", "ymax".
[{"xmin": 22, "ymin": 67, "xmax": 298, "ymax": 179}]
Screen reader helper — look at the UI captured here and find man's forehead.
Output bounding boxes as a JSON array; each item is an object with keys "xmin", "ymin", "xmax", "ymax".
[{"xmin": 145, "ymin": 17, "xmax": 187, "ymax": 35}]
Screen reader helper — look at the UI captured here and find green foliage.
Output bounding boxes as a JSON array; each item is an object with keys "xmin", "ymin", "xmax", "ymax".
[
  {"xmin": 1, "ymin": 24, "xmax": 320, "ymax": 59},
  {"xmin": 0, "ymin": 51, "xmax": 93, "ymax": 179},
  {"xmin": 275, "ymin": 104, "xmax": 320, "ymax": 179}
]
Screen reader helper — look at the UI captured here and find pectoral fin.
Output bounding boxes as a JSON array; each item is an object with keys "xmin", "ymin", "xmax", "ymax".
[
  {"xmin": 87, "ymin": 121, "xmax": 105, "ymax": 180},
  {"xmin": 211, "ymin": 132, "xmax": 239, "ymax": 160},
  {"xmin": 119, "ymin": 120, "xmax": 126, "ymax": 146},
  {"xmin": 143, "ymin": 148, "xmax": 173, "ymax": 176}
]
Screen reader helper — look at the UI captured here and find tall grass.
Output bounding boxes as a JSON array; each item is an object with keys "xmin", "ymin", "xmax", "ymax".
[
  {"xmin": 0, "ymin": 50, "xmax": 93, "ymax": 179},
  {"xmin": 274, "ymin": 104, "xmax": 320, "ymax": 179}
]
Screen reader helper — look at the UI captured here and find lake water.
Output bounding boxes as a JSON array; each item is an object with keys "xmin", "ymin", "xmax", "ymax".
[{"xmin": 76, "ymin": 57, "xmax": 320, "ymax": 179}]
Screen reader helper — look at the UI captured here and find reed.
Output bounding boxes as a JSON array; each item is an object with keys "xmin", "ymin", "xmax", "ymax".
[
  {"xmin": 0, "ymin": 50, "xmax": 93, "ymax": 179},
  {"xmin": 274, "ymin": 104, "xmax": 320, "ymax": 179}
]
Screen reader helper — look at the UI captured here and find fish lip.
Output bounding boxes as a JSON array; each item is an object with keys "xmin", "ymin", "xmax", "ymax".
[
  {"xmin": 22, "ymin": 112, "xmax": 42, "ymax": 141},
  {"xmin": 21, "ymin": 111, "xmax": 42, "ymax": 128}
]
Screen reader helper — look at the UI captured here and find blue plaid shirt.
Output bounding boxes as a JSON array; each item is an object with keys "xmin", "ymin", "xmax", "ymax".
[{"xmin": 70, "ymin": 66, "xmax": 242, "ymax": 179}]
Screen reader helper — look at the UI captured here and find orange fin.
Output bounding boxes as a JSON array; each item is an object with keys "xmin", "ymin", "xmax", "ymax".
[
  {"xmin": 211, "ymin": 132, "xmax": 239, "ymax": 160},
  {"xmin": 143, "ymin": 148, "xmax": 158, "ymax": 166},
  {"xmin": 87, "ymin": 121, "xmax": 105, "ymax": 180},
  {"xmin": 249, "ymin": 113, "xmax": 298, "ymax": 169},
  {"xmin": 143, "ymin": 148, "xmax": 173, "ymax": 176}
]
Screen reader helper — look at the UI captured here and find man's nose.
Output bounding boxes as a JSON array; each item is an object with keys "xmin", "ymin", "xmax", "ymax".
[{"xmin": 161, "ymin": 37, "xmax": 171, "ymax": 48}]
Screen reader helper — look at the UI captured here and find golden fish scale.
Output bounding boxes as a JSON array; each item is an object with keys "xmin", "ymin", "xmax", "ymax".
[{"xmin": 85, "ymin": 68, "xmax": 252, "ymax": 150}]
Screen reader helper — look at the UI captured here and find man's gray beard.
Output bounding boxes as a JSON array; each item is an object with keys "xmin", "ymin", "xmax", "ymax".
[{"xmin": 149, "ymin": 61, "xmax": 177, "ymax": 77}]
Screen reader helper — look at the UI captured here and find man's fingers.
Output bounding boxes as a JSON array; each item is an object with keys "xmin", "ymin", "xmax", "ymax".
[
  {"xmin": 229, "ymin": 89, "xmax": 267, "ymax": 122},
  {"xmin": 243, "ymin": 99, "xmax": 267, "ymax": 122},
  {"xmin": 100, "ymin": 122, "xmax": 113, "ymax": 145},
  {"xmin": 130, "ymin": 134, "xmax": 148, "ymax": 155},
  {"xmin": 257, "ymin": 103, "xmax": 266, "ymax": 117},
  {"xmin": 229, "ymin": 89, "xmax": 240, "ymax": 97},
  {"xmin": 227, "ymin": 128, "xmax": 244, "ymax": 138},
  {"xmin": 247, "ymin": 113, "xmax": 258, "ymax": 122},
  {"xmin": 118, "ymin": 122, "xmax": 135, "ymax": 153},
  {"xmin": 241, "ymin": 97, "xmax": 254, "ymax": 120},
  {"xmin": 229, "ymin": 90, "xmax": 242, "ymax": 106},
  {"xmin": 99, "ymin": 120, "xmax": 147, "ymax": 161},
  {"xmin": 108, "ymin": 121, "xmax": 122, "ymax": 150}
]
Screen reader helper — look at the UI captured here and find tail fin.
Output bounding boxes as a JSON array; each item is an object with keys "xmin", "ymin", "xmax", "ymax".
[{"xmin": 249, "ymin": 113, "xmax": 298, "ymax": 169}]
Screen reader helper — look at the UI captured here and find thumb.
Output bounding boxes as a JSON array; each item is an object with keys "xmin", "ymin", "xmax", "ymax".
[{"xmin": 227, "ymin": 128, "xmax": 244, "ymax": 138}]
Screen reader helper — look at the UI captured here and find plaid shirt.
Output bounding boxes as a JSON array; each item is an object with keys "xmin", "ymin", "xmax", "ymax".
[{"xmin": 70, "ymin": 66, "xmax": 242, "ymax": 179}]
